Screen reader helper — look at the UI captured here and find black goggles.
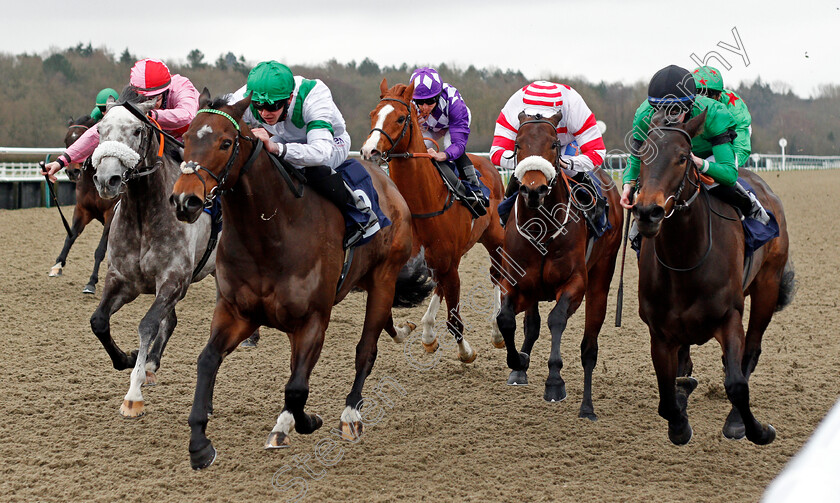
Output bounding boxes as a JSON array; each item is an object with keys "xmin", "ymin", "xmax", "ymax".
[
  {"xmin": 254, "ymin": 100, "xmax": 285, "ymax": 112},
  {"xmin": 413, "ymin": 97, "xmax": 437, "ymax": 106}
]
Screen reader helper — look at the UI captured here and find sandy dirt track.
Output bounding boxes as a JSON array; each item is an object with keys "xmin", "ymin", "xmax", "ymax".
[{"xmin": 1, "ymin": 170, "xmax": 838, "ymax": 502}]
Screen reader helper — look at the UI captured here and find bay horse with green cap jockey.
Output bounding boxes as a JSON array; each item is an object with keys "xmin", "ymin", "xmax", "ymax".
[
  {"xmin": 693, "ymin": 65, "xmax": 753, "ymax": 169},
  {"xmin": 227, "ymin": 60, "xmax": 378, "ymax": 248},
  {"xmin": 41, "ymin": 58, "xmax": 200, "ymax": 182},
  {"xmin": 409, "ymin": 66, "xmax": 489, "ymax": 214},
  {"xmin": 620, "ymin": 64, "xmax": 769, "ymax": 225}
]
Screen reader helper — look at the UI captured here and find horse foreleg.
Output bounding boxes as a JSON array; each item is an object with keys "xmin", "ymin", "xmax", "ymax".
[
  {"xmin": 90, "ymin": 274, "xmax": 139, "ymax": 370},
  {"xmin": 49, "ymin": 208, "xmax": 90, "ymax": 276},
  {"xmin": 579, "ymin": 280, "xmax": 609, "ymax": 421},
  {"xmin": 506, "ymin": 304, "xmax": 539, "ymax": 386},
  {"xmin": 651, "ymin": 336, "xmax": 692, "ymax": 445},
  {"xmin": 83, "ymin": 219, "xmax": 110, "ymax": 294},
  {"xmin": 420, "ymin": 289, "xmax": 442, "ymax": 351},
  {"xmin": 545, "ymin": 296, "xmax": 573, "ymax": 403},
  {"xmin": 339, "ymin": 282, "xmax": 394, "ymax": 442},
  {"xmin": 718, "ymin": 311, "xmax": 776, "ymax": 445},
  {"xmin": 189, "ymin": 303, "xmax": 257, "ymax": 470},
  {"xmin": 144, "ymin": 309, "xmax": 177, "ymax": 386},
  {"xmin": 120, "ymin": 282, "xmax": 187, "ymax": 418},
  {"xmin": 266, "ymin": 315, "xmax": 327, "ymax": 449}
]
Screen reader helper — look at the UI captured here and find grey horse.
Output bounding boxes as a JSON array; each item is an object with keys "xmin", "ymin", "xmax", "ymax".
[{"xmin": 89, "ymin": 95, "xmax": 215, "ymax": 418}]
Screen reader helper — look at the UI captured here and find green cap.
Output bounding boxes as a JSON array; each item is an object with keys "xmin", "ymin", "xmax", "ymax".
[
  {"xmin": 95, "ymin": 87, "xmax": 119, "ymax": 106},
  {"xmin": 692, "ymin": 66, "xmax": 724, "ymax": 92},
  {"xmin": 247, "ymin": 61, "xmax": 295, "ymax": 103}
]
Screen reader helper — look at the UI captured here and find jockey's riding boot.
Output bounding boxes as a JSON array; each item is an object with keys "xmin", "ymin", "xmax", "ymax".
[
  {"xmin": 499, "ymin": 176, "xmax": 521, "ymax": 227},
  {"xmin": 454, "ymin": 155, "xmax": 489, "ymax": 209},
  {"xmin": 570, "ymin": 170, "xmax": 607, "ymax": 231},
  {"xmin": 709, "ymin": 182, "xmax": 770, "ymax": 225},
  {"xmin": 304, "ymin": 167, "xmax": 376, "ymax": 248}
]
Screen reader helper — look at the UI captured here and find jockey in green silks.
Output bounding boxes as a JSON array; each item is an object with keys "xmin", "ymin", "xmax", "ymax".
[
  {"xmin": 90, "ymin": 88, "xmax": 119, "ymax": 122},
  {"xmin": 620, "ymin": 64, "xmax": 769, "ymax": 225},
  {"xmin": 693, "ymin": 65, "xmax": 752, "ymax": 167}
]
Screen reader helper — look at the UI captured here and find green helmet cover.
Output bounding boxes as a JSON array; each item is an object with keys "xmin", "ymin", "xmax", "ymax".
[
  {"xmin": 96, "ymin": 87, "xmax": 119, "ymax": 106},
  {"xmin": 692, "ymin": 66, "xmax": 724, "ymax": 92},
  {"xmin": 247, "ymin": 61, "xmax": 294, "ymax": 103}
]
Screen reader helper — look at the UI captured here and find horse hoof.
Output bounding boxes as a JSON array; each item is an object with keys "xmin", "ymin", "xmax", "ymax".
[
  {"xmin": 338, "ymin": 420, "xmax": 364, "ymax": 442},
  {"xmin": 48, "ymin": 264, "xmax": 62, "ymax": 277},
  {"xmin": 507, "ymin": 370, "xmax": 528, "ymax": 386},
  {"xmin": 668, "ymin": 423, "xmax": 693, "ymax": 445},
  {"xmin": 392, "ymin": 322, "xmax": 416, "ymax": 343},
  {"xmin": 143, "ymin": 371, "xmax": 157, "ymax": 387},
  {"xmin": 82, "ymin": 284, "xmax": 95, "ymax": 295},
  {"xmin": 294, "ymin": 413, "xmax": 324, "ymax": 435},
  {"xmin": 239, "ymin": 339, "xmax": 257, "ymax": 348},
  {"xmin": 579, "ymin": 410, "xmax": 598, "ymax": 422},
  {"xmin": 422, "ymin": 338, "xmax": 439, "ymax": 353},
  {"xmin": 750, "ymin": 424, "xmax": 776, "ymax": 446},
  {"xmin": 264, "ymin": 431, "xmax": 291, "ymax": 449},
  {"xmin": 459, "ymin": 348, "xmax": 477, "ymax": 364},
  {"xmin": 544, "ymin": 383, "xmax": 567, "ymax": 403},
  {"xmin": 190, "ymin": 443, "xmax": 218, "ymax": 470},
  {"xmin": 491, "ymin": 338, "xmax": 506, "ymax": 349},
  {"xmin": 119, "ymin": 400, "xmax": 145, "ymax": 418}
]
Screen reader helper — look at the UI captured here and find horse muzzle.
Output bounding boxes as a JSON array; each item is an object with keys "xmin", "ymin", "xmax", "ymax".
[
  {"xmin": 632, "ymin": 203, "xmax": 665, "ymax": 237},
  {"xmin": 170, "ymin": 192, "xmax": 205, "ymax": 224},
  {"xmin": 520, "ymin": 185, "xmax": 549, "ymax": 210}
]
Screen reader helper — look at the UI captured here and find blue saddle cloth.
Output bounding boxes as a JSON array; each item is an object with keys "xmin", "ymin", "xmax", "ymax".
[
  {"xmin": 738, "ymin": 178, "xmax": 780, "ymax": 257},
  {"xmin": 498, "ymin": 171, "xmax": 610, "ymax": 238},
  {"xmin": 336, "ymin": 158, "xmax": 391, "ymax": 246},
  {"xmin": 202, "ymin": 198, "xmax": 223, "ymax": 233}
]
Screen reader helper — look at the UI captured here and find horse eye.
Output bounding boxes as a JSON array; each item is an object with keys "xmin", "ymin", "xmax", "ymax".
[
  {"xmin": 397, "ymin": 116, "xmax": 406, "ymax": 124},
  {"xmin": 220, "ymin": 139, "xmax": 232, "ymax": 150},
  {"xmin": 134, "ymin": 127, "xmax": 142, "ymax": 136}
]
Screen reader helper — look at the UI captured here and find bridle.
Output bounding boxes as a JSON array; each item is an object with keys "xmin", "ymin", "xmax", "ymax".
[
  {"xmin": 369, "ymin": 97, "xmax": 415, "ymax": 162},
  {"xmin": 179, "ymin": 108, "xmax": 261, "ymax": 207},
  {"xmin": 510, "ymin": 117, "xmax": 565, "ymax": 188},
  {"xmin": 641, "ymin": 125, "xmax": 701, "ymax": 218},
  {"xmin": 120, "ymin": 114, "xmax": 166, "ymax": 181}
]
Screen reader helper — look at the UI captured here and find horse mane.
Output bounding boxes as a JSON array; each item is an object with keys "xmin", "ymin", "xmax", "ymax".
[
  {"xmin": 205, "ymin": 96, "xmax": 232, "ymax": 110},
  {"xmin": 387, "ymin": 83, "xmax": 409, "ymax": 95},
  {"xmin": 72, "ymin": 114, "xmax": 93, "ymax": 126}
]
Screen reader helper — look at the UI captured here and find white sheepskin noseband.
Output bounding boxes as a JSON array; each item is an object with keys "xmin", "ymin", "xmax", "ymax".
[
  {"xmin": 92, "ymin": 140, "xmax": 140, "ymax": 170},
  {"xmin": 514, "ymin": 155, "xmax": 556, "ymax": 183}
]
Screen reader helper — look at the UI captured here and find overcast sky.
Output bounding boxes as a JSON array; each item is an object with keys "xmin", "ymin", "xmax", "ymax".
[{"xmin": 3, "ymin": 0, "xmax": 838, "ymax": 98}]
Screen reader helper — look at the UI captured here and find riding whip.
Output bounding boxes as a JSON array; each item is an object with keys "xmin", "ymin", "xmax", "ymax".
[
  {"xmin": 40, "ymin": 155, "xmax": 72, "ymax": 236},
  {"xmin": 615, "ymin": 189, "xmax": 634, "ymax": 327}
]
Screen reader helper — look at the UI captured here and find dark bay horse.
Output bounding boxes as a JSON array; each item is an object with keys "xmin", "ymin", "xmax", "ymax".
[
  {"xmin": 495, "ymin": 112, "xmax": 622, "ymax": 420},
  {"xmin": 89, "ymin": 92, "xmax": 217, "ymax": 418},
  {"xmin": 632, "ymin": 110, "xmax": 794, "ymax": 445},
  {"xmin": 48, "ymin": 115, "xmax": 118, "ymax": 294},
  {"xmin": 361, "ymin": 80, "xmax": 507, "ymax": 362},
  {"xmin": 171, "ymin": 94, "xmax": 426, "ymax": 470}
]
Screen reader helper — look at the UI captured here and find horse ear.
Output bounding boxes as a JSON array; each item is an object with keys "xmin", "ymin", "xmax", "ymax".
[
  {"xmin": 231, "ymin": 93, "xmax": 252, "ymax": 119},
  {"xmin": 198, "ymin": 87, "xmax": 211, "ymax": 109},
  {"xmin": 405, "ymin": 80, "xmax": 415, "ymax": 101},
  {"xmin": 518, "ymin": 111, "xmax": 529, "ymax": 124},
  {"xmin": 379, "ymin": 78, "xmax": 389, "ymax": 98},
  {"xmin": 105, "ymin": 94, "xmax": 117, "ymax": 111},
  {"xmin": 684, "ymin": 109, "xmax": 707, "ymax": 138},
  {"xmin": 67, "ymin": 116, "xmax": 74, "ymax": 126},
  {"xmin": 548, "ymin": 110, "xmax": 563, "ymax": 127}
]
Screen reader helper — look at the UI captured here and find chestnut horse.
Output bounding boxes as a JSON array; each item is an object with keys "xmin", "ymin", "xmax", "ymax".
[
  {"xmin": 48, "ymin": 115, "xmax": 117, "ymax": 294},
  {"xmin": 171, "ymin": 95, "xmax": 427, "ymax": 470},
  {"xmin": 361, "ymin": 80, "xmax": 506, "ymax": 362},
  {"xmin": 495, "ymin": 112, "xmax": 622, "ymax": 420},
  {"xmin": 632, "ymin": 110, "xmax": 795, "ymax": 445}
]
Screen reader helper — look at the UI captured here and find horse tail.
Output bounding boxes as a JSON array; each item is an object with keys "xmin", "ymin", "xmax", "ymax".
[
  {"xmin": 392, "ymin": 248, "xmax": 435, "ymax": 308},
  {"xmin": 775, "ymin": 258, "xmax": 797, "ymax": 312}
]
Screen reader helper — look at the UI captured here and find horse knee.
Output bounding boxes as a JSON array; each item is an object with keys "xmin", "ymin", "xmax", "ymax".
[
  {"xmin": 497, "ymin": 308, "xmax": 515, "ymax": 335},
  {"xmin": 547, "ymin": 305, "xmax": 569, "ymax": 333},
  {"xmin": 580, "ymin": 341, "xmax": 598, "ymax": 368},
  {"xmin": 90, "ymin": 312, "xmax": 108, "ymax": 336}
]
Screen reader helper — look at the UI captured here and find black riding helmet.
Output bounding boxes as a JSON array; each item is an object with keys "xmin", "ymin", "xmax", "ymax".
[{"xmin": 647, "ymin": 65, "xmax": 696, "ymax": 116}]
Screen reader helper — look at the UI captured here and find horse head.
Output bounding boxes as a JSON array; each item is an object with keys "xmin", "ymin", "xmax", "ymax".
[
  {"xmin": 171, "ymin": 89, "xmax": 251, "ymax": 223},
  {"xmin": 513, "ymin": 111, "xmax": 563, "ymax": 209},
  {"xmin": 64, "ymin": 115, "xmax": 96, "ymax": 182},
  {"xmin": 360, "ymin": 78, "xmax": 418, "ymax": 164},
  {"xmin": 632, "ymin": 109, "xmax": 706, "ymax": 237},
  {"xmin": 90, "ymin": 90, "xmax": 159, "ymax": 199}
]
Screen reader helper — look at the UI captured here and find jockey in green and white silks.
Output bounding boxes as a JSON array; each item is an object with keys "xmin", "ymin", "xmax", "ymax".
[
  {"xmin": 620, "ymin": 64, "xmax": 769, "ymax": 225},
  {"xmin": 229, "ymin": 60, "xmax": 376, "ymax": 248},
  {"xmin": 90, "ymin": 88, "xmax": 119, "ymax": 122},
  {"xmin": 693, "ymin": 66, "xmax": 752, "ymax": 167}
]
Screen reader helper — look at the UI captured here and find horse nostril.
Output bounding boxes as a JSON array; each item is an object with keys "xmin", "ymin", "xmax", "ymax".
[
  {"xmin": 169, "ymin": 194, "xmax": 177, "ymax": 208},
  {"xmin": 634, "ymin": 204, "xmax": 665, "ymax": 223},
  {"xmin": 650, "ymin": 206, "xmax": 665, "ymax": 222},
  {"xmin": 108, "ymin": 175, "xmax": 122, "ymax": 188},
  {"xmin": 185, "ymin": 196, "xmax": 204, "ymax": 213}
]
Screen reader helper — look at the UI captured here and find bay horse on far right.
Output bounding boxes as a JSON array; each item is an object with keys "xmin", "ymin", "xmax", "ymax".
[{"xmin": 632, "ymin": 110, "xmax": 795, "ymax": 445}]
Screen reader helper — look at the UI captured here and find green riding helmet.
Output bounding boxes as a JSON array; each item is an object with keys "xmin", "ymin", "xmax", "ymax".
[
  {"xmin": 96, "ymin": 88, "xmax": 119, "ymax": 106},
  {"xmin": 692, "ymin": 66, "xmax": 724, "ymax": 92},
  {"xmin": 247, "ymin": 61, "xmax": 295, "ymax": 104}
]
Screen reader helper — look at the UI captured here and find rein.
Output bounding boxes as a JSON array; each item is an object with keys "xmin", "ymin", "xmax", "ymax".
[
  {"xmin": 122, "ymin": 117, "xmax": 165, "ymax": 181},
  {"xmin": 642, "ymin": 125, "xmax": 702, "ymax": 218}
]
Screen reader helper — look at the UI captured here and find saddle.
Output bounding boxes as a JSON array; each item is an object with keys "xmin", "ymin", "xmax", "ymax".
[{"xmin": 429, "ymin": 159, "xmax": 488, "ymax": 218}]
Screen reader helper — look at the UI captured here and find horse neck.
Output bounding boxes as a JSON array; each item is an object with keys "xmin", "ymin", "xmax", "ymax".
[
  {"xmin": 654, "ymin": 188, "xmax": 712, "ymax": 270},
  {"xmin": 122, "ymin": 157, "xmax": 177, "ymax": 216},
  {"xmin": 388, "ymin": 120, "xmax": 449, "ymax": 213}
]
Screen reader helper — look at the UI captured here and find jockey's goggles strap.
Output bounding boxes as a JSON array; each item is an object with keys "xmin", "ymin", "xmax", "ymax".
[{"xmin": 197, "ymin": 109, "xmax": 240, "ymax": 131}]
